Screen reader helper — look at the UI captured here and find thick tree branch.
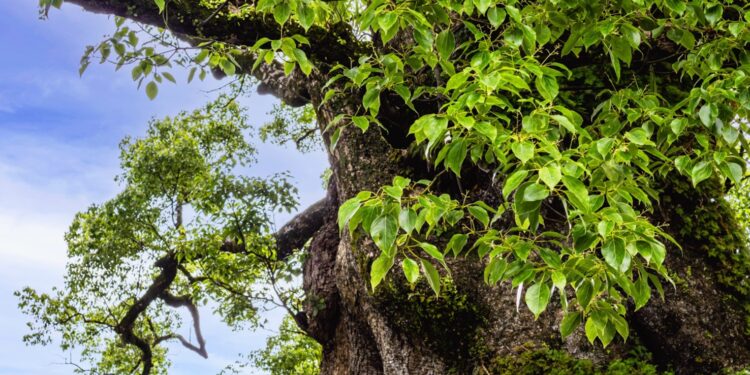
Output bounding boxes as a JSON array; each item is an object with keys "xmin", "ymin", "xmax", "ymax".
[
  {"xmin": 251, "ymin": 60, "xmax": 311, "ymax": 107},
  {"xmin": 113, "ymin": 254, "xmax": 210, "ymax": 373},
  {"xmin": 115, "ymin": 255, "xmax": 178, "ymax": 375},
  {"xmin": 274, "ymin": 197, "xmax": 330, "ymax": 259},
  {"xmin": 220, "ymin": 196, "xmax": 331, "ymax": 260}
]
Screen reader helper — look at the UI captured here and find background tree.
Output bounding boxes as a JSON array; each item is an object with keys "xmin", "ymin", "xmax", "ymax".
[{"xmin": 21, "ymin": 0, "xmax": 750, "ymax": 373}]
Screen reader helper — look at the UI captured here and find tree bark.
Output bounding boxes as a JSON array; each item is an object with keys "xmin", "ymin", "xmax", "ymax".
[{"xmin": 300, "ymin": 81, "xmax": 750, "ymax": 374}]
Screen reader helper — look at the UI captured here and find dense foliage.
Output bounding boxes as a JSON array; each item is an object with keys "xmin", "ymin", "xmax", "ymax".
[
  {"xmin": 22, "ymin": 0, "xmax": 750, "ymax": 372},
  {"xmin": 327, "ymin": 0, "xmax": 750, "ymax": 347}
]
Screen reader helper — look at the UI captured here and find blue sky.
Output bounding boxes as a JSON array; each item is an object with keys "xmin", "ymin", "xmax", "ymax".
[{"xmin": 0, "ymin": 2, "xmax": 327, "ymax": 374}]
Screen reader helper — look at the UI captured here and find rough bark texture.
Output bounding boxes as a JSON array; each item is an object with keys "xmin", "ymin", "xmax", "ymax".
[{"xmin": 299, "ymin": 82, "xmax": 750, "ymax": 374}]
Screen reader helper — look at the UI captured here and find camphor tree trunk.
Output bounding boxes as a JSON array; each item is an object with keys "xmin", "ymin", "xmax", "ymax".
[
  {"xmin": 49, "ymin": 0, "xmax": 750, "ymax": 373},
  {"xmin": 308, "ymin": 90, "xmax": 750, "ymax": 374}
]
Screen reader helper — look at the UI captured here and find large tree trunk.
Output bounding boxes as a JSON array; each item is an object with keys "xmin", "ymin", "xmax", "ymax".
[{"xmin": 300, "ymin": 80, "xmax": 750, "ymax": 374}]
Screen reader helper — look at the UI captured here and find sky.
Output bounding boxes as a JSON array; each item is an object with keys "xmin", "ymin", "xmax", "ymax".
[{"xmin": 0, "ymin": 2, "xmax": 328, "ymax": 374}]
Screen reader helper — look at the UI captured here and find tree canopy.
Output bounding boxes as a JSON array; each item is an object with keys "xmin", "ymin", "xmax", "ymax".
[{"xmin": 20, "ymin": 0, "xmax": 750, "ymax": 373}]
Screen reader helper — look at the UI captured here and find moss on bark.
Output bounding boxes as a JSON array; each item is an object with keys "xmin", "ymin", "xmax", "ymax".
[{"xmin": 488, "ymin": 345, "xmax": 664, "ymax": 375}]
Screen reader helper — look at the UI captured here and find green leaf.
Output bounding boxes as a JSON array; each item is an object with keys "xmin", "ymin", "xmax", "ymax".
[
  {"xmin": 601, "ymin": 238, "xmax": 631, "ymax": 273},
  {"xmin": 447, "ymin": 233, "xmax": 469, "ymax": 256},
  {"xmin": 485, "ymin": 256, "xmax": 508, "ymax": 284},
  {"xmin": 473, "ymin": 0, "xmax": 491, "ymax": 14},
  {"xmin": 504, "ymin": 27, "xmax": 523, "ymax": 47},
  {"xmin": 370, "ymin": 253, "xmax": 394, "ymax": 290},
  {"xmin": 153, "ymin": 0, "xmax": 165, "ymax": 12},
  {"xmin": 576, "ymin": 280, "xmax": 594, "ymax": 309},
  {"xmin": 523, "ymin": 183, "xmax": 549, "ymax": 202},
  {"xmin": 610, "ymin": 36, "xmax": 632, "ymax": 65},
  {"xmin": 161, "ymin": 72, "xmax": 176, "ymax": 84},
  {"xmin": 329, "ymin": 128, "xmax": 341, "ymax": 150},
  {"xmin": 505, "ymin": 5, "xmax": 521, "ymax": 22},
  {"xmin": 620, "ymin": 24, "xmax": 641, "ymax": 48},
  {"xmin": 338, "ymin": 197, "xmax": 363, "ymax": 232},
  {"xmin": 421, "ymin": 259, "xmax": 441, "ymax": 295},
  {"xmin": 399, "ymin": 208, "xmax": 417, "ymax": 234},
  {"xmin": 560, "ymin": 311, "xmax": 582, "ymax": 338},
  {"xmin": 514, "ymin": 241, "xmax": 533, "ymax": 261},
  {"xmin": 487, "ymin": 7, "xmax": 506, "ymax": 28},
  {"xmin": 297, "ymin": 3, "xmax": 315, "ymax": 30},
  {"xmin": 292, "ymin": 49, "xmax": 313, "ymax": 75},
  {"xmin": 419, "ymin": 242, "xmax": 444, "ymax": 262},
  {"xmin": 633, "ymin": 276, "xmax": 651, "ymax": 310},
  {"xmin": 445, "ymin": 139, "xmax": 468, "ymax": 176},
  {"xmin": 446, "ymin": 71, "xmax": 470, "ymax": 91},
  {"xmin": 539, "ymin": 164, "xmax": 561, "ymax": 189},
  {"xmin": 468, "ymin": 205, "xmax": 490, "ymax": 228},
  {"xmin": 525, "ymin": 282, "xmax": 551, "ymax": 318},
  {"xmin": 500, "ymin": 72, "xmax": 530, "ymax": 91},
  {"xmin": 514, "ymin": 182, "xmax": 543, "ymax": 231},
  {"xmin": 512, "ymin": 141, "xmax": 534, "ymax": 164},
  {"xmin": 273, "ymin": 2, "xmax": 291, "ymax": 25},
  {"xmin": 474, "ymin": 121, "xmax": 497, "ymax": 141},
  {"xmin": 705, "ymin": 4, "xmax": 723, "ymax": 26},
  {"xmin": 719, "ymin": 162, "xmax": 743, "ymax": 184},
  {"xmin": 402, "ymin": 258, "xmax": 420, "ymax": 284},
  {"xmin": 503, "ymin": 170, "xmax": 529, "ymax": 199},
  {"xmin": 691, "ymin": 161, "xmax": 713, "ymax": 187},
  {"xmin": 522, "ymin": 114, "xmax": 547, "ymax": 133},
  {"xmin": 436, "ymin": 30, "xmax": 456, "ymax": 60},
  {"xmin": 535, "ymin": 75, "xmax": 559, "ymax": 102},
  {"xmin": 561, "ymin": 176, "xmax": 590, "ymax": 212},
  {"xmin": 551, "ymin": 270, "xmax": 566, "ymax": 290},
  {"xmin": 585, "ymin": 316, "xmax": 598, "ymax": 344},
  {"xmin": 371, "ymin": 215, "xmax": 398, "ymax": 254},
  {"xmin": 698, "ymin": 105, "xmax": 713, "ymax": 127},
  {"xmin": 363, "ymin": 86, "xmax": 381, "ymax": 115},
  {"xmin": 625, "ymin": 128, "xmax": 652, "ymax": 145},
  {"xmin": 665, "ymin": 0, "xmax": 686, "ymax": 14},
  {"xmin": 611, "ymin": 314, "xmax": 629, "ymax": 341},
  {"xmin": 378, "ymin": 13, "xmax": 398, "ymax": 33},
  {"xmin": 145, "ymin": 81, "xmax": 158, "ymax": 100},
  {"xmin": 551, "ymin": 114, "xmax": 579, "ymax": 135},
  {"xmin": 352, "ymin": 116, "xmax": 369, "ymax": 132},
  {"xmin": 219, "ymin": 57, "xmax": 236, "ymax": 76}
]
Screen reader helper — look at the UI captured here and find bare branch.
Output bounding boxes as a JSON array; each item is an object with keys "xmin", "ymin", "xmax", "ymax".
[{"xmin": 158, "ymin": 292, "xmax": 208, "ymax": 358}]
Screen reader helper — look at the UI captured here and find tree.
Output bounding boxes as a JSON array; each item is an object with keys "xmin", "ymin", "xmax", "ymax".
[
  {"xmin": 245, "ymin": 316, "xmax": 322, "ymax": 375},
  {"xmin": 20, "ymin": 0, "xmax": 750, "ymax": 373}
]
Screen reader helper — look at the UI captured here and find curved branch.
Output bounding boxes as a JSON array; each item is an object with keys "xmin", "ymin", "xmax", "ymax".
[
  {"xmin": 115, "ymin": 255, "xmax": 178, "ymax": 375},
  {"xmin": 220, "ymin": 196, "xmax": 331, "ymax": 260},
  {"xmin": 158, "ymin": 291, "xmax": 208, "ymax": 358},
  {"xmin": 274, "ymin": 197, "xmax": 330, "ymax": 259}
]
